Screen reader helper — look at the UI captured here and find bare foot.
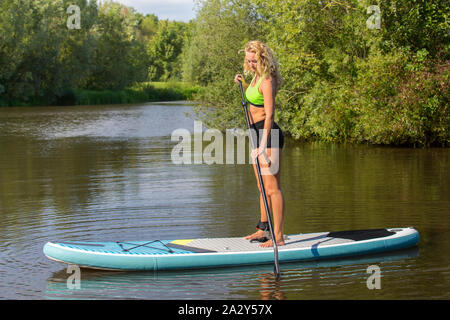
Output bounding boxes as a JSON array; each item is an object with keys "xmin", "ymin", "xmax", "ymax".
[
  {"xmin": 259, "ymin": 239, "xmax": 285, "ymax": 248},
  {"xmin": 244, "ymin": 229, "xmax": 266, "ymax": 240}
]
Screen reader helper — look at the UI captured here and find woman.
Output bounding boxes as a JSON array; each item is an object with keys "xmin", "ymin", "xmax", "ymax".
[{"xmin": 234, "ymin": 40, "xmax": 285, "ymax": 247}]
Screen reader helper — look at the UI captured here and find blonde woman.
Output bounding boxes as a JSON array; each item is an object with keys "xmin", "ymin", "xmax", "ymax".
[{"xmin": 234, "ymin": 40, "xmax": 285, "ymax": 247}]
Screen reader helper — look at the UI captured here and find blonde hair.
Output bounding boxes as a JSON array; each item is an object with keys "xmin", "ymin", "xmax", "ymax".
[{"xmin": 243, "ymin": 40, "xmax": 283, "ymax": 92}]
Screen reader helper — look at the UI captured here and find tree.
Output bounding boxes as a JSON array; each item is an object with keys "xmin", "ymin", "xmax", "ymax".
[
  {"xmin": 147, "ymin": 20, "xmax": 187, "ymax": 81},
  {"xmin": 136, "ymin": 13, "xmax": 159, "ymax": 42},
  {"xmin": 181, "ymin": 0, "xmax": 265, "ymax": 129},
  {"xmin": 85, "ymin": 2, "xmax": 149, "ymax": 90},
  {"xmin": 0, "ymin": 0, "xmax": 99, "ymax": 105}
]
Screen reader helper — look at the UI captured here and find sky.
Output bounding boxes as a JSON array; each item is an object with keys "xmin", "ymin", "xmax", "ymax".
[{"xmin": 112, "ymin": 0, "xmax": 197, "ymax": 22}]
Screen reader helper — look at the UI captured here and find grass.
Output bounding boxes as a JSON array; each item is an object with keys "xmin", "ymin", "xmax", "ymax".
[
  {"xmin": 0, "ymin": 82, "xmax": 203, "ymax": 107},
  {"xmin": 74, "ymin": 82, "xmax": 202, "ymax": 106}
]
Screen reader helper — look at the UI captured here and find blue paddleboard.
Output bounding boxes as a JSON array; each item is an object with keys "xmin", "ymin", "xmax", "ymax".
[{"xmin": 43, "ymin": 227, "xmax": 419, "ymax": 271}]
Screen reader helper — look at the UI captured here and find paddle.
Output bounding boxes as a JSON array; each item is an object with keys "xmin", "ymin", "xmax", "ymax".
[{"xmin": 238, "ymin": 80, "xmax": 281, "ymax": 279}]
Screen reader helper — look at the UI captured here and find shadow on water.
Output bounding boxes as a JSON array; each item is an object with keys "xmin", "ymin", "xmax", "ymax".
[{"xmin": 45, "ymin": 247, "xmax": 419, "ymax": 300}]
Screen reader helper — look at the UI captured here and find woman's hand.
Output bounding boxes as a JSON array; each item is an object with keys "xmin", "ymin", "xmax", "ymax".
[
  {"xmin": 234, "ymin": 74, "xmax": 244, "ymax": 84},
  {"xmin": 251, "ymin": 147, "xmax": 271, "ymax": 166},
  {"xmin": 251, "ymin": 147, "xmax": 262, "ymax": 160}
]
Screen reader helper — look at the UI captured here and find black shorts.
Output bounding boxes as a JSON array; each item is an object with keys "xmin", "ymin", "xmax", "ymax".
[{"xmin": 250, "ymin": 120, "xmax": 284, "ymax": 149}]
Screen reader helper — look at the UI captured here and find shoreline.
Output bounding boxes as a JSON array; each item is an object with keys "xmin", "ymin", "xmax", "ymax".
[{"xmin": 0, "ymin": 82, "xmax": 202, "ymax": 108}]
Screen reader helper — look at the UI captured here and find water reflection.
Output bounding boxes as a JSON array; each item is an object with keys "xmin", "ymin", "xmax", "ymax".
[{"xmin": 44, "ymin": 248, "xmax": 418, "ymax": 300}]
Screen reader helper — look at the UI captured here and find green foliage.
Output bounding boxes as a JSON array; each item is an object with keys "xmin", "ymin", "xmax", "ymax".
[
  {"xmin": 84, "ymin": 2, "xmax": 149, "ymax": 90},
  {"xmin": 181, "ymin": 0, "xmax": 265, "ymax": 130},
  {"xmin": 185, "ymin": 0, "xmax": 448, "ymax": 146},
  {"xmin": 0, "ymin": 0, "xmax": 99, "ymax": 105},
  {"xmin": 379, "ymin": 0, "xmax": 449, "ymax": 55},
  {"xmin": 136, "ymin": 13, "xmax": 159, "ymax": 42},
  {"xmin": 74, "ymin": 82, "xmax": 200, "ymax": 105},
  {"xmin": 0, "ymin": 0, "xmax": 189, "ymax": 106},
  {"xmin": 147, "ymin": 20, "xmax": 188, "ymax": 81}
]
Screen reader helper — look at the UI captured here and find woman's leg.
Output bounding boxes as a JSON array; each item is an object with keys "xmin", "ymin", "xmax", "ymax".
[
  {"xmin": 245, "ymin": 148, "xmax": 285, "ymax": 246},
  {"xmin": 244, "ymin": 164, "xmax": 267, "ymax": 240},
  {"xmin": 259, "ymin": 148, "xmax": 284, "ymax": 247}
]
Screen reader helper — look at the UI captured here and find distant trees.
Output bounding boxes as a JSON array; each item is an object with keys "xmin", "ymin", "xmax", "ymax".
[
  {"xmin": 147, "ymin": 20, "xmax": 187, "ymax": 81},
  {"xmin": 0, "ymin": 0, "xmax": 99, "ymax": 105},
  {"xmin": 85, "ymin": 2, "xmax": 148, "ymax": 90},
  {"xmin": 0, "ymin": 0, "xmax": 189, "ymax": 106}
]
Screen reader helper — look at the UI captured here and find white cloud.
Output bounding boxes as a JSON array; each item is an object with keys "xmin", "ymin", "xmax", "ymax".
[{"xmin": 113, "ymin": 0, "xmax": 196, "ymax": 22}]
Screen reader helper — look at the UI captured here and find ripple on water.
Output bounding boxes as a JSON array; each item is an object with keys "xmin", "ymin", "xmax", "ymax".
[{"xmin": 0, "ymin": 104, "xmax": 449, "ymax": 299}]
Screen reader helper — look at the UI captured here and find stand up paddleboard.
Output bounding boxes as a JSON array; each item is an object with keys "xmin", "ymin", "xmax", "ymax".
[{"xmin": 43, "ymin": 227, "xmax": 419, "ymax": 271}]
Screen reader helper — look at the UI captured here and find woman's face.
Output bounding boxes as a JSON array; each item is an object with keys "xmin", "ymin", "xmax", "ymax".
[{"xmin": 245, "ymin": 51, "xmax": 258, "ymax": 72}]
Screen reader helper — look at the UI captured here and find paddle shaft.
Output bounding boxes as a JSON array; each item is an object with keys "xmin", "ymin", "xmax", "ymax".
[{"xmin": 238, "ymin": 80, "xmax": 281, "ymax": 279}]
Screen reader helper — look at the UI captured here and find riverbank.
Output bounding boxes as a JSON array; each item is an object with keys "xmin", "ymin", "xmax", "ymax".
[{"xmin": 0, "ymin": 82, "xmax": 202, "ymax": 107}]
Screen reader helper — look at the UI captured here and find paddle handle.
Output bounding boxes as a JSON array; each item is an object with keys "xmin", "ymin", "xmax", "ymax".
[{"xmin": 238, "ymin": 81, "xmax": 281, "ymax": 279}]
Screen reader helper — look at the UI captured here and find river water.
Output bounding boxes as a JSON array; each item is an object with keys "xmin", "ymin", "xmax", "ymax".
[{"xmin": 0, "ymin": 102, "xmax": 448, "ymax": 300}]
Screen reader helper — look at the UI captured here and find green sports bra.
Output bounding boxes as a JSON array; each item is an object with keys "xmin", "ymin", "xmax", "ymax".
[{"xmin": 245, "ymin": 76, "xmax": 264, "ymax": 107}]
